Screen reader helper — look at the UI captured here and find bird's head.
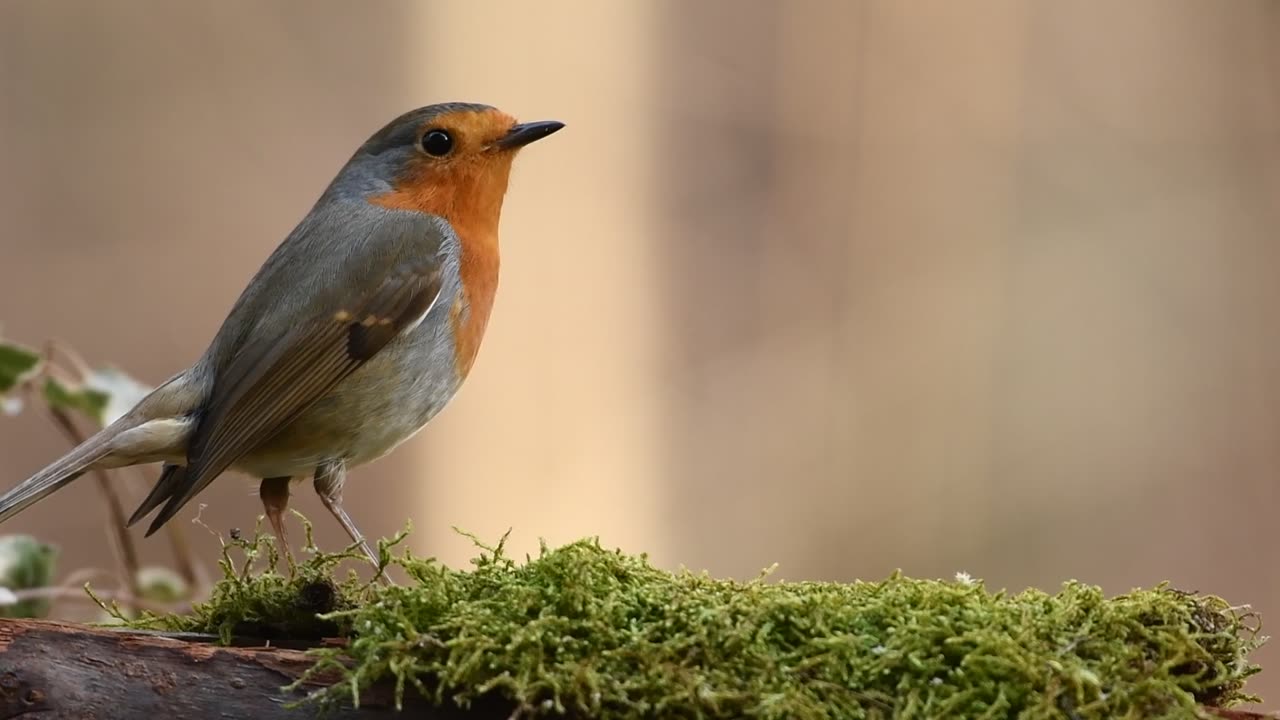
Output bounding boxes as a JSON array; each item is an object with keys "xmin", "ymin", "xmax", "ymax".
[{"xmin": 334, "ymin": 102, "xmax": 563, "ymax": 230}]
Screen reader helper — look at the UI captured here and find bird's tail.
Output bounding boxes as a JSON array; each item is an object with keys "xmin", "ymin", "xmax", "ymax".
[
  {"xmin": 0, "ymin": 428, "xmax": 118, "ymax": 525},
  {"xmin": 0, "ymin": 371, "xmax": 198, "ymax": 526},
  {"xmin": 125, "ymin": 462, "xmax": 185, "ymax": 529}
]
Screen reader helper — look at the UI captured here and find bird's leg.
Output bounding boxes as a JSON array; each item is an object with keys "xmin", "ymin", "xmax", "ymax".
[
  {"xmin": 259, "ymin": 476, "xmax": 296, "ymax": 570},
  {"xmin": 313, "ymin": 460, "xmax": 383, "ymax": 577}
]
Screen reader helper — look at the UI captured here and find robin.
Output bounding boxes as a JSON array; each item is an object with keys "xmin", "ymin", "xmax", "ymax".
[{"xmin": 0, "ymin": 102, "xmax": 563, "ymax": 567}]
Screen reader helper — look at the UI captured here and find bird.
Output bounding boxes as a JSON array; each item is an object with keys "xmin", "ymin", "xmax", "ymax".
[{"xmin": 0, "ymin": 102, "xmax": 563, "ymax": 567}]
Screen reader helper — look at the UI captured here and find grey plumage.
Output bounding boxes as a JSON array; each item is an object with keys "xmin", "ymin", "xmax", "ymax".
[{"xmin": 0, "ymin": 102, "xmax": 564, "ymax": 566}]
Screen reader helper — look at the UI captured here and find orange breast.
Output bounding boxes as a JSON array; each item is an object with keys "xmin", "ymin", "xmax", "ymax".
[
  {"xmin": 368, "ymin": 129, "xmax": 513, "ymax": 381},
  {"xmin": 370, "ymin": 187, "xmax": 502, "ymax": 381},
  {"xmin": 446, "ymin": 219, "xmax": 499, "ymax": 379}
]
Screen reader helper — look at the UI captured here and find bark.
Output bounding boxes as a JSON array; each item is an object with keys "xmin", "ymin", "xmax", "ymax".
[{"xmin": 0, "ymin": 618, "xmax": 515, "ymax": 719}]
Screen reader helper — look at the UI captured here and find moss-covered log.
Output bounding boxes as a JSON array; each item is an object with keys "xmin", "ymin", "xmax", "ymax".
[
  {"xmin": 0, "ymin": 618, "xmax": 1269, "ymax": 720},
  {"xmin": 8, "ymin": 527, "xmax": 1268, "ymax": 719}
]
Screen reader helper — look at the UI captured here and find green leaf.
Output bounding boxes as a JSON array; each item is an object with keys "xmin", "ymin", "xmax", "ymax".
[
  {"xmin": 41, "ymin": 368, "xmax": 152, "ymax": 428},
  {"xmin": 43, "ymin": 376, "xmax": 110, "ymax": 425},
  {"xmin": 0, "ymin": 534, "xmax": 58, "ymax": 618},
  {"xmin": 0, "ymin": 340, "xmax": 41, "ymax": 395}
]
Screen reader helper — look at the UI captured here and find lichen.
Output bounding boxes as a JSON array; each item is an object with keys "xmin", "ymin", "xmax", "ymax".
[{"xmin": 108, "ymin": 521, "xmax": 1265, "ymax": 719}]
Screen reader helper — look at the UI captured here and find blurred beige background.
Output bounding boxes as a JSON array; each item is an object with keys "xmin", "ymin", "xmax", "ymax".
[{"xmin": 2, "ymin": 0, "xmax": 1280, "ymax": 705}]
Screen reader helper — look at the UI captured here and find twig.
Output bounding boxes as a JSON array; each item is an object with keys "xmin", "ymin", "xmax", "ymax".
[
  {"xmin": 10, "ymin": 586, "xmax": 174, "ymax": 616},
  {"xmin": 35, "ymin": 338, "xmax": 89, "ymax": 388},
  {"xmin": 54, "ymin": 568, "xmax": 114, "ymax": 590},
  {"xmin": 125, "ymin": 465, "xmax": 206, "ymax": 591},
  {"xmin": 164, "ymin": 510, "xmax": 207, "ymax": 588},
  {"xmin": 42, "ymin": 338, "xmax": 95, "ymax": 380},
  {"xmin": 42, "ymin": 338, "xmax": 209, "ymax": 596},
  {"xmin": 44, "ymin": 567, "xmax": 114, "ymax": 617},
  {"xmin": 42, "ymin": 405, "xmax": 143, "ymax": 611}
]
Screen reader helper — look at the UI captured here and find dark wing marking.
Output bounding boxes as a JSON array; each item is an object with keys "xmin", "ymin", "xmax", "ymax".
[{"xmin": 139, "ymin": 218, "xmax": 445, "ymax": 536}]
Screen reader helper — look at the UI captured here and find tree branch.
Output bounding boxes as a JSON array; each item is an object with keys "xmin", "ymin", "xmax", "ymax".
[{"xmin": 0, "ymin": 618, "xmax": 525, "ymax": 719}]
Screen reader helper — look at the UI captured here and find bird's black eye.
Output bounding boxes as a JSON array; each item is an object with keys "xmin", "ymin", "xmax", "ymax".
[{"xmin": 420, "ymin": 129, "xmax": 454, "ymax": 157}]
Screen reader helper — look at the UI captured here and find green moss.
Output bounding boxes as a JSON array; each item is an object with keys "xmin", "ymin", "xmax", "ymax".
[
  {"xmin": 105, "ymin": 517, "xmax": 367, "ymax": 643},
  {"xmin": 108, "ymin": 522, "xmax": 1265, "ymax": 719}
]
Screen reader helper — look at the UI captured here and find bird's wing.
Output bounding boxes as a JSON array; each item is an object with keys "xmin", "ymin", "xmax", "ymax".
[{"xmin": 141, "ymin": 210, "xmax": 448, "ymax": 535}]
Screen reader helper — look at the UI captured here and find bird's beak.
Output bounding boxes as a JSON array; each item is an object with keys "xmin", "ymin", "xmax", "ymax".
[{"xmin": 493, "ymin": 120, "xmax": 565, "ymax": 151}]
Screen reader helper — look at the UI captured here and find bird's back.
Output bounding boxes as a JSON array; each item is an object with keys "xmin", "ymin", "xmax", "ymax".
[{"xmin": 224, "ymin": 201, "xmax": 467, "ymax": 477}]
